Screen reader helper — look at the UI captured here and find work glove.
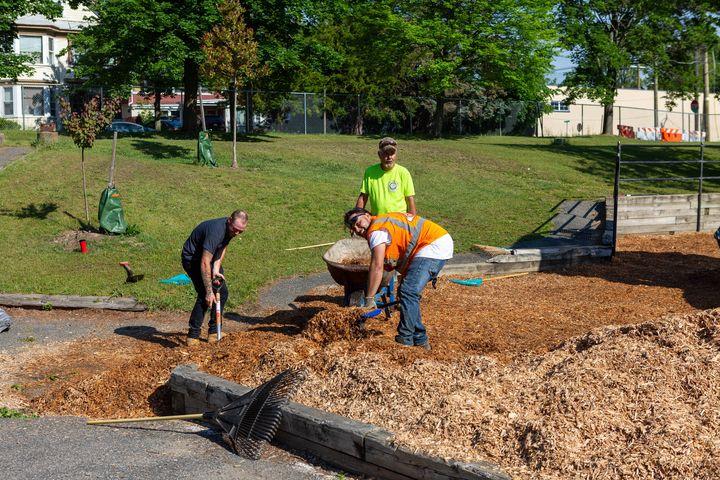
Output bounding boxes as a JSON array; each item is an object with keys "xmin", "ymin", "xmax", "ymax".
[{"xmin": 363, "ymin": 296, "xmax": 377, "ymax": 309}]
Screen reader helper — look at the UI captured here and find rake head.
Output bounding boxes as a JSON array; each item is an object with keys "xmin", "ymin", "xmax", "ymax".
[{"xmin": 205, "ymin": 367, "xmax": 306, "ymax": 459}]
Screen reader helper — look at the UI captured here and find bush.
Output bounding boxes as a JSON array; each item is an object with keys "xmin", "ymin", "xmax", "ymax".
[{"xmin": 0, "ymin": 118, "xmax": 21, "ymax": 130}]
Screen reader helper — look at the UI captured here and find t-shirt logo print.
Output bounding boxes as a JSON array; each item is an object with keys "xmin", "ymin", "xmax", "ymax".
[{"xmin": 388, "ymin": 180, "xmax": 398, "ymax": 192}]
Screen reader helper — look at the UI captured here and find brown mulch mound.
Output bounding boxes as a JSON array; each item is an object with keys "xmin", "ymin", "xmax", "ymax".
[
  {"xmin": 288, "ymin": 309, "xmax": 720, "ymax": 479},
  {"xmin": 301, "ymin": 307, "xmax": 369, "ymax": 345},
  {"xmin": 21, "ymin": 232, "xmax": 720, "ymax": 478}
]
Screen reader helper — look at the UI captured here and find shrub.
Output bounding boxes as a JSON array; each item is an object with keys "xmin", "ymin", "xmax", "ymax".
[{"xmin": 0, "ymin": 118, "xmax": 21, "ymax": 130}]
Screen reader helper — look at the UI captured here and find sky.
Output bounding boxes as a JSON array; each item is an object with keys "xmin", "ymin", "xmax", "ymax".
[{"xmin": 547, "ymin": 52, "xmax": 574, "ymax": 86}]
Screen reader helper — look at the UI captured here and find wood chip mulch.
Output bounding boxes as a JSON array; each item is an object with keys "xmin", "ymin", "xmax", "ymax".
[{"xmin": 23, "ymin": 232, "xmax": 720, "ymax": 478}]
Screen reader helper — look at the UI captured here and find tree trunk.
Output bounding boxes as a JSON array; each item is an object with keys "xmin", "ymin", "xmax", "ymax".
[
  {"xmin": 602, "ymin": 103, "xmax": 614, "ymax": 135},
  {"xmin": 154, "ymin": 85, "xmax": 162, "ymax": 131},
  {"xmin": 353, "ymin": 95, "xmax": 363, "ymax": 135},
  {"xmin": 247, "ymin": 87, "xmax": 254, "ymax": 134},
  {"xmin": 433, "ymin": 96, "xmax": 445, "ymax": 138},
  {"xmin": 231, "ymin": 77, "xmax": 238, "ymax": 169},
  {"xmin": 182, "ymin": 58, "xmax": 199, "ymax": 133},
  {"xmin": 81, "ymin": 147, "xmax": 89, "ymax": 223}
]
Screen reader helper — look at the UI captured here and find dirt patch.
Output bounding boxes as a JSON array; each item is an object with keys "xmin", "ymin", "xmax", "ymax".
[
  {"xmin": 52, "ymin": 230, "xmax": 108, "ymax": 251},
  {"xmin": 15, "ymin": 232, "xmax": 720, "ymax": 477},
  {"xmin": 51, "ymin": 230, "xmax": 143, "ymax": 251}
]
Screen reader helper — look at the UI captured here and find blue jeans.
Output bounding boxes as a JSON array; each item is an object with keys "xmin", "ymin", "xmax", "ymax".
[{"xmin": 396, "ymin": 257, "xmax": 446, "ymax": 346}]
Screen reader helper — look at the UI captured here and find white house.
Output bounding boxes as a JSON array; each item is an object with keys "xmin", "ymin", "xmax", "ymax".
[{"xmin": 0, "ymin": 2, "xmax": 92, "ymax": 129}]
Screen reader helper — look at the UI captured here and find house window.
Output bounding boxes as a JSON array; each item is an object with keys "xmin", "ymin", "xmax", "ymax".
[
  {"xmin": 3, "ymin": 88, "xmax": 13, "ymax": 116},
  {"xmin": 47, "ymin": 37, "xmax": 55, "ymax": 65},
  {"xmin": 551, "ymin": 100, "xmax": 570, "ymax": 112},
  {"xmin": 49, "ymin": 87, "xmax": 57, "ymax": 117},
  {"xmin": 19, "ymin": 36, "xmax": 43, "ymax": 63},
  {"xmin": 22, "ymin": 87, "xmax": 44, "ymax": 115}
]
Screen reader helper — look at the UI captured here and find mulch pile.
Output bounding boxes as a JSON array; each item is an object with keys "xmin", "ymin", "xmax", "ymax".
[
  {"xmin": 301, "ymin": 307, "xmax": 368, "ymax": 345},
  {"xmin": 21, "ymin": 232, "xmax": 720, "ymax": 478},
  {"xmin": 284, "ymin": 310, "xmax": 720, "ymax": 479}
]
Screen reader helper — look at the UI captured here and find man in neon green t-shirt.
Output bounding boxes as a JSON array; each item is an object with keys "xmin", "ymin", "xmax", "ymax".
[{"xmin": 355, "ymin": 137, "xmax": 416, "ymax": 215}]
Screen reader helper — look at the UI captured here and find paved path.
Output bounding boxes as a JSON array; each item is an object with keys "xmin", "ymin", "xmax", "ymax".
[
  {"xmin": 0, "ymin": 417, "xmax": 340, "ymax": 480},
  {"xmin": 0, "ymin": 147, "xmax": 31, "ymax": 171}
]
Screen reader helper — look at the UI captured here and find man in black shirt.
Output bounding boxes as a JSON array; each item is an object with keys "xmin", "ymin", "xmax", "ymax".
[{"xmin": 181, "ymin": 210, "xmax": 248, "ymax": 345}]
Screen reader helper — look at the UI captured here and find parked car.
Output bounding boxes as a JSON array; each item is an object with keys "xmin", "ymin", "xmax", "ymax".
[
  {"xmin": 107, "ymin": 121, "xmax": 156, "ymax": 133},
  {"xmin": 203, "ymin": 115, "xmax": 226, "ymax": 132},
  {"xmin": 160, "ymin": 118, "xmax": 182, "ymax": 131}
]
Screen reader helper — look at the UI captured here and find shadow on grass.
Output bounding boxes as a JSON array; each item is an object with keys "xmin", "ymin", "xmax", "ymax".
[
  {"xmin": 62, "ymin": 210, "xmax": 102, "ymax": 233},
  {"xmin": 130, "ymin": 139, "xmax": 193, "ymax": 160},
  {"xmin": 0, "ymin": 202, "xmax": 57, "ymax": 219},
  {"xmin": 210, "ymin": 131, "xmax": 277, "ymax": 143},
  {"xmin": 487, "ymin": 141, "xmax": 720, "ymax": 193}
]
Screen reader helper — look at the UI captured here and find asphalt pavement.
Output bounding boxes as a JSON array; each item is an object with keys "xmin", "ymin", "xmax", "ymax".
[{"xmin": 0, "ymin": 417, "xmax": 341, "ymax": 479}]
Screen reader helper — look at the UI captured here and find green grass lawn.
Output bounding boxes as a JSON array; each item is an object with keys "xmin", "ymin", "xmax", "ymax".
[{"xmin": 1, "ymin": 131, "xmax": 718, "ymax": 310}]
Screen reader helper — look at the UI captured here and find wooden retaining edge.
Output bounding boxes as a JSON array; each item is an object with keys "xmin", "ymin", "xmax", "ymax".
[
  {"xmin": 0, "ymin": 293, "xmax": 147, "ymax": 311},
  {"xmin": 169, "ymin": 365, "xmax": 511, "ymax": 480},
  {"xmin": 441, "ymin": 246, "xmax": 611, "ymax": 276}
]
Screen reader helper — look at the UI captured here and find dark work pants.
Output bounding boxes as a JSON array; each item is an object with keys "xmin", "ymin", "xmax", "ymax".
[{"xmin": 183, "ymin": 261, "xmax": 228, "ymax": 338}]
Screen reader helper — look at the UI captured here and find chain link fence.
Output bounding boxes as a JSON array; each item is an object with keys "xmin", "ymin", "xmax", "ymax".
[{"xmin": 232, "ymin": 90, "xmax": 540, "ymax": 136}]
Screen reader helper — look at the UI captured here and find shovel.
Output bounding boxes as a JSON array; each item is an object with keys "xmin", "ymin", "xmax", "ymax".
[{"xmin": 212, "ymin": 275, "xmax": 224, "ymax": 341}]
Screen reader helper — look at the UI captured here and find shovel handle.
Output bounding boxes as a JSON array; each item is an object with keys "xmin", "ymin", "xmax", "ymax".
[{"xmin": 215, "ymin": 292, "xmax": 222, "ymax": 341}]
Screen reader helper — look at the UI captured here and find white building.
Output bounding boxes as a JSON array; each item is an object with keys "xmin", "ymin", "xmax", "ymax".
[
  {"xmin": 0, "ymin": 2, "xmax": 92, "ymax": 129},
  {"xmin": 541, "ymin": 86, "xmax": 720, "ymax": 141}
]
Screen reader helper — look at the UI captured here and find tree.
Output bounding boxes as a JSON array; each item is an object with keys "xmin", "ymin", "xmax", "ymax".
[
  {"xmin": 201, "ymin": 0, "xmax": 267, "ymax": 168},
  {"xmin": 68, "ymin": 0, "xmax": 186, "ymax": 130},
  {"xmin": 60, "ymin": 96, "xmax": 120, "ymax": 223},
  {"xmin": 69, "ymin": 0, "xmax": 220, "ymax": 133},
  {"xmin": 298, "ymin": 0, "xmax": 415, "ymax": 134},
  {"xmin": 557, "ymin": 1, "xmax": 678, "ymax": 135},
  {"xmin": 398, "ymin": 0, "xmax": 557, "ymax": 136},
  {"xmin": 0, "ymin": 0, "xmax": 62, "ymax": 79},
  {"xmin": 660, "ymin": 3, "xmax": 719, "ymax": 136}
]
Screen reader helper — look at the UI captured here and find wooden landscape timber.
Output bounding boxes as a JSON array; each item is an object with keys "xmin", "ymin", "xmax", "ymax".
[
  {"xmin": 0, "ymin": 293, "xmax": 147, "ymax": 311},
  {"xmin": 170, "ymin": 365, "xmax": 511, "ymax": 480},
  {"xmin": 607, "ymin": 193, "xmax": 720, "ymax": 235}
]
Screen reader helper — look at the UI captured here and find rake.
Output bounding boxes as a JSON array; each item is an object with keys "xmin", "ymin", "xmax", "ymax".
[{"xmin": 87, "ymin": 368, "xmax": 306, "ymax": 459}]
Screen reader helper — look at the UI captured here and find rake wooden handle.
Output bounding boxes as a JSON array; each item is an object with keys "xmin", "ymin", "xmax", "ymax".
[
  {"xmin": 284, "ymin": 242, "xmax": 336, "ymax": 251},
  {"xmin": 87, "ymin": 413, "xmax": 204, "ymax": 425},
  {"xmin": 483, "ymin": 272, "xmax": 529, "ymax": 281}
]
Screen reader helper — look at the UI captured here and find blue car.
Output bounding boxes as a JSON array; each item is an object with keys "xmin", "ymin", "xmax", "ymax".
[
  {"xmin": 160, "ymin": 118, "xmax": 182, "ymax": 131},
  {"xmin": 107, "ymin": 121, "xmax": 156, "ymax": 133}
]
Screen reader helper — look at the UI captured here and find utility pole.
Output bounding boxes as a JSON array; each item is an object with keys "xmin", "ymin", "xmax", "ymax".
[
  {"xmin": 703, "ymin": 46, "xmax": 712, "ymax": 141},
  {"xmin": 695, "ymin": 49, "xmax": 700, "ymax": 131},
  {"xmin": 636, "ymin": 64, "xmax": 641, "ymax": 89},
  {"xmin": 653, "ymin": 68, "xmax": 659, "ymax": 129}
]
